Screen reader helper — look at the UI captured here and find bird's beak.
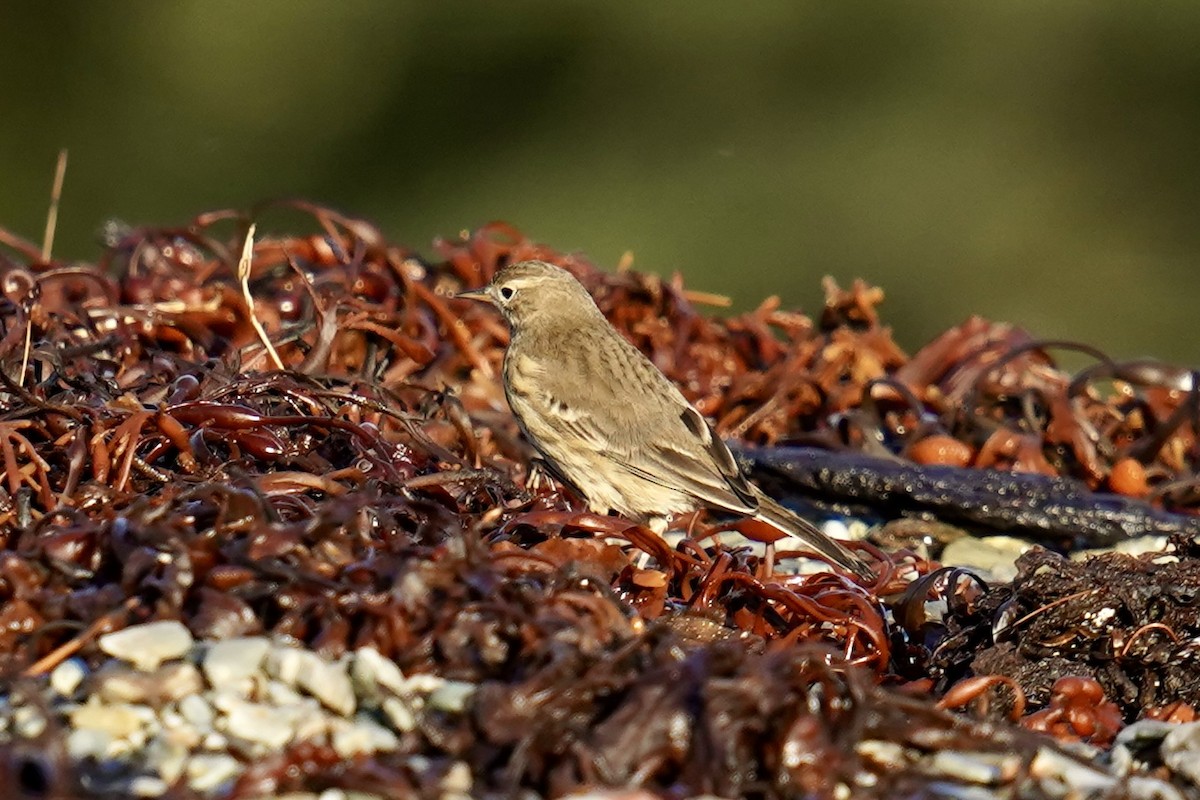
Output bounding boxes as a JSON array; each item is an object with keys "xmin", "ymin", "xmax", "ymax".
[{"xmin": 455, "ymin": 287, "xmax": 491, "ymax": 303}]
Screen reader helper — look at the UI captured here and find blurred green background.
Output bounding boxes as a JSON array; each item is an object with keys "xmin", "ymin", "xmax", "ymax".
[{"xmin": 3, "ymin": 2, "xmax": 1198, "ymax": 362}]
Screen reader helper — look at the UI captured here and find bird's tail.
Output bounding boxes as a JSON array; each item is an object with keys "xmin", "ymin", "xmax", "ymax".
[{"xmin": 752, "ymin": 492, "xmax": 874, "ymax": 579}]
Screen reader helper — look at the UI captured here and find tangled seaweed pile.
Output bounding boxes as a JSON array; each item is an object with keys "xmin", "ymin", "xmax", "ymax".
[{"xmin": 0, "ymin": 203, "xmax": 1197, "ymax": 798}]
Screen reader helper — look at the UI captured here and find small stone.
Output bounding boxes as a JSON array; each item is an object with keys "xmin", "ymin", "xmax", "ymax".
[
  {"xmin": 294, "ymin": 652, "xmax": 355, "ymax": 716},
  {"xmin": 186, "ymin": 753, "xmax": 242, "ymax": 793},
  {"xmin": 217, "ymin": 696, "xmax": 299, "ymax": 749},
  {"xmin": 356, "ymin": 714, "xmax": 400, "ymax": 752},
  {"xmin": 1162, "ymin": 722, "xmax": 1200, "ymax": 785},
  {"xmin": 329, "ymin": 718, "xmax": 373, "ymax": 758},
  {"xmin": 265, "ymin": 645, "xmax": 307, "ymax": 687},
  {"xmin": 264, "ymin": 679, "xmax": 305, "ymax": 707},
  {"xmin": 96, "ymin": 668, "xmax": 151, "ymax": 704},
  {"xmin": 12, "ymin": 706, "xmax": 47, "ymax": 738},
  {"xmin": 159, "ymin": 706, "xmax": 184, "ymax": 728},
  {"xmin": 99, "ymin": 621, "xmax": 194, "ymax": 671},
  {"xmin": 941, "ymin": 535, "xmax": 1031, "ymax": 583},
  {"xmin": 208, "ymin": 688, "xmax": 247, "ymax": 713},
  {"xmin": 202, "ymin": 637, "xmax": 271, "ymax": 689},
  {"xmin": 178, "ymin": 694, "xmax": 215, "ymax": 731},
  {"xmin": 351, "ymin": 647, "xmax": 406, "ymax": 701},
  {"xmin": 856, "ymin": 740, "xmax": 907, "ymax": 769},
  {"xmin": 1112, "ymin": 719, "xmax": 1178, "ymax": 775},
  {"xmin": 157, "ymin": 662, "xmax": 206, "ymax": 701},
  {"xmin": 107, "ymin": 736, "xmax": 136, "ymax": 758},
  {"xmin": 329, "ymin": 715, "xmax": 400, "ymax": 758},
  {"xmin": 98, "ymin": 662, "xmax": 204, "ymax": 704},
  {"xmin": 381, "ymin": 696, "xmax": 417, "ymax": 732},
  {"xmin": 202, "ymin": 731, "xmax": 228, "ymax": 750},
  {"xmin": 440, "ymin": 761, "xmax": 473, "ymax": 798},
  {"xmin": 402, "ymin": 673, "xmax": 444, "ymax": 694},
  {"xmin": 428, "ymin": 681, "xmax": 476, "ymax": 713},
  {"xmin": 158, "ymin": 710, "xmax": 203, "ymax": 750},
  {"xmin": 1072, "ymin": 535, "xmax": 1170, "ymax": 561},
  {"xmin": 146, "ymin": 738, "xmax": 190, "ymax": 784},
  {"xmin": 66, "ymin": 727, "xmax": 113, "ymax": 760},
  {"xmin": 928, "ymin": 751, "xmax": 1013, "ymax": 785},
  {"xmin": 127, "ymin": 722, "xmax": 154, "ymax": 749},
  {"xmin": 130, "ymin": 775, "xmax": 169, "ymax": 797},
  {"xmin": 292, "ymin": 703, "xmax": 330, "ymax": 743},
  {"xmin": 1115, "ymin": 719, "xmax": 1177, "ymax": 749},
  {"xmin": 70, "ymin": 700, "xmax": 151, "ymax": 739},
  {"xmin": 50, "ymin": 658, "xmax": 88, "ymax": 697},
  {"xmin": 1029, "ymin": 747, "xmax": 1117, "ymax": 795}
]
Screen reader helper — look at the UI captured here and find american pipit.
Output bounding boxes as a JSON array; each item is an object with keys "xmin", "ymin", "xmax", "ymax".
[{"xmin": 458, "ymin": 260, "xmax": 873, "ymax": 579}]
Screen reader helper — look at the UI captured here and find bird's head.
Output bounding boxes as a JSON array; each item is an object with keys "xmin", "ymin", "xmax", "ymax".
[{"xmin": 456, "ymin": 260, "xmax": 601, "ymax": 329}]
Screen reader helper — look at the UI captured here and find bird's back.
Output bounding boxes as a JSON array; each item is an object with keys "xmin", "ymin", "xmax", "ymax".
[{"xmin": 506, "ymin": 313, "xmax": 758, "ymax": 517}]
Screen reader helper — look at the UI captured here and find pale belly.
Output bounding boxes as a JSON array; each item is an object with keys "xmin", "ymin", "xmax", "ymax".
[{"xmin": 507, "ymin": 390, "xmax": 696, "ymax": 524}]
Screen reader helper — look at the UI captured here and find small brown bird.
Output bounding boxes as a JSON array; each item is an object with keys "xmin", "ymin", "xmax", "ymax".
[{"xmin": 458, "ymin": 260, "xmax": 872, "ymax": 579}]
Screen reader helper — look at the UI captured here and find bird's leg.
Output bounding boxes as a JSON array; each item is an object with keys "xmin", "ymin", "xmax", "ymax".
[
  {"xmin": 525, "ymin": 458, "xmax": 554, "ymax": 495},
  {"xmin": 761, "ymin": 541, "xmax": 776, "ymax": 580},
  {"xmin": 633, "ymin": 516, "xmax": 671, "ymax": 570}
]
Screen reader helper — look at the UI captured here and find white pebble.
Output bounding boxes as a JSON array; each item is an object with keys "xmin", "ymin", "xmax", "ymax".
[
  {"xmin": 1163, "ymin": 722, "xmax": 1200, "ymax": 786},
  {"xmin": 202, "ymin": 731, "xmax": 229, "ymax": 750},
  {"xmin": 66, "ymin": 727, "xmax": 113, "ymax": 760},
  {"xmin": 98, "ymin": 662, "xmax": 204, "ymax": 704},
  {"xmin": 157, "ymin": 662, "xmax": 205, "ymax": 700},
  {"xmin": 99, "ymin": 621, "xmax": 194, "ymax": 671},
  {"xmin": 202, "ymin": 637, "xmax": 271, "ymax": 689},
  {"xmin": 329, "ymin": 715, "xmax": 399, "ymax": 758},
  {"xmin": 292, "ymin": 703, "xmax": 330, "ymax": 743},
  {"xmin": 351, "ymin": 647, "xmax": 407, "ymax": 700},
  {"xmin": 928, "ymin": 750, "xmax": 1013, "ymax": 785},
  {"xmin": 218, "ymin": 696, "xmax": 299, "ymax": 750},
  {"xmin": 1073, "ymin": 535, "xmax": 1169, "ymax": 561},
  {"xmin": 941, "ymin": 536, "xmax": 1031, "ymax": 583},
  {"xmin": 428, "ymin": 681, "xmax": 476, "ymax": 713},
  {"xmin": 329, "ymin": 718, "xmax": 374, "ymax": 758},
  {"xmin": 382, "ymin": 697, "xmax": 417, "ymax": 732},
  {"xmin": 186, "ymin": 753, "xmax": 243, "ymax": 793},
  {"xmin": 265, "ymin": 645, "xmax": 306, "ymax": 687},
  {"xmin": 360, "ymin": 715, "xmax": 400, "ymax": 751},
  {"xmin": 178, "ymin": 694, "xmax": 215, "ymax": 731},
  {"xmin": 440, "ymin": 761, "xmax": 473, "ymax": 798},
  {"xmin": 12, "ymin": 706, "xmax": 47, "ymax": 738},
  {"xmin": 294, "ymin": 653, "xmax": 356, "ymax": 716},
  {"xmin": 265, "ymin": 679, "xmax": 305, "ymax": 707},
  {"xmin": 856, "ymin": 739, "xmax": 906, "ymax": 769},
  {"xmin": 50, "ymin": 658, "xmax": 88, "ymax": 696},
  {"xmin": 403, "ymin": 673, "xmax": 445, "ymax": 694},
  {"xmin": 130, "ymin": 775, "xmax": 169, "ymax": 797},
  {"xmin": 146, "ymin": 739, "xmax": 190, "ymax": 784},
  {"xmin": 158, "ymin": 711, "xmax": 202, "ymax": 750},
  {"xmin": 70, "ymin": 700, "xmax": 152, "ymax": 739}
]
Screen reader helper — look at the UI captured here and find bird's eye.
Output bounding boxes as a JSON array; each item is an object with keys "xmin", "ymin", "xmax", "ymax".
[{"xmin": 499, "ymin": 286, "xmax": 514, "ymax": 300}]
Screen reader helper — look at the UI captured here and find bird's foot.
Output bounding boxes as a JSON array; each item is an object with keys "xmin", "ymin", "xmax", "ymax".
[{"xmin": 526, "ymin": 459, "xmax": 554, "ymax": 495}]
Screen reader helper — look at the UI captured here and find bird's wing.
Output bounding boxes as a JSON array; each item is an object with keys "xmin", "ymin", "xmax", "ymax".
[
  {"xmin": 607, "ymin": 403, "xmax": 760, "ymax": 515},
  {"xmin": 516, "ymin": 331, "xmax": 759, "ymax": 515},
  {"xmin": 593, "ymin": 347, "xmax": 760, "ymax": 514},
  {"xmin": 753, "ymin": 492, "xmax": 873, "ymax": 578}
]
